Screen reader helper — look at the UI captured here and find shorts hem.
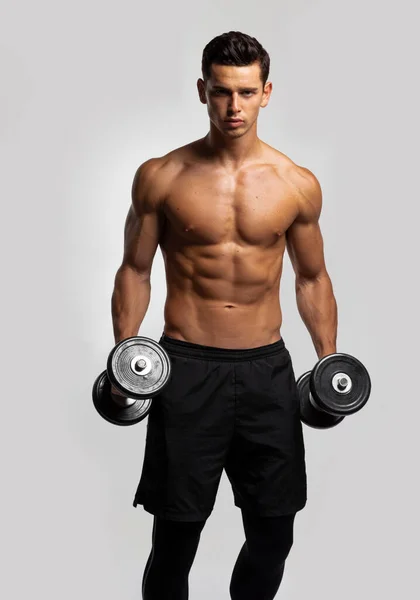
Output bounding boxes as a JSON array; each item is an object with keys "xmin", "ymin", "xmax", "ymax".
[
  {"xmin": 134, "ymin": 499, "xmax": 211, "ymax": 522},
  {"xmin": 234, "ymin": 500, "xmax": 307, "ymax": 517}
]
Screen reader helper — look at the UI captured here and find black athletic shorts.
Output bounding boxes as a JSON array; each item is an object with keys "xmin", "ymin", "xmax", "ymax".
[{"xmin": 133, "ymin": 334, "xmax": 307, "ymax": 521}]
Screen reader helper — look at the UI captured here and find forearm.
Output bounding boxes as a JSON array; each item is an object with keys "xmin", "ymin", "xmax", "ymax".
[
  {"xmin": 295, "ymin": 272, "xmax": 338, "ymax": 359},
  {"xmin": 111, "ymin": 265, "xmax": 151, "ymax": 344}
]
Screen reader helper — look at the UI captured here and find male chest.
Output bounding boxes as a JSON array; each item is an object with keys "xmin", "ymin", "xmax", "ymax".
[{"xmin": 163, "ymin": 168, "xmax": 299, "ymax": 246}]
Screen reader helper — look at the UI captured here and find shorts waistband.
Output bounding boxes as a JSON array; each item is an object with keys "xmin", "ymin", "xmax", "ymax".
[{"xmin": 158, "ymin": 333, "xmax": 287, "ymax": 362}]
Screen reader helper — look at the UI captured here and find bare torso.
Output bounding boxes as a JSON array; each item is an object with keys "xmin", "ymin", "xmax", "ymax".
[{"xmin": 156, "ymin": 138, "xmax": 307, "ymax": 349}]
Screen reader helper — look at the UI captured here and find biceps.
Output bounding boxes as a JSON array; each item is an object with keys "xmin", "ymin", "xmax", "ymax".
[
  {"xmin": 286, "ymin": 220, "xmax": 326, "ymax": 279},
  {"xmin": 122, "ymin": 205, "xmax": 164, "ymax": 277}
]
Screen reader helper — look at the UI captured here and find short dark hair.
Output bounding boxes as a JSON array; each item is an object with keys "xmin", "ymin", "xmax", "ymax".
[{"xmin": 201, "ymin": 31, "xmax": 270, "ymax": 87}]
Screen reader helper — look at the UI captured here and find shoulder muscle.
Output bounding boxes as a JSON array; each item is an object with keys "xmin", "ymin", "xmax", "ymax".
[{"xmin": 293, "ymin": 166, "xmax": 323, "ymax": 223}]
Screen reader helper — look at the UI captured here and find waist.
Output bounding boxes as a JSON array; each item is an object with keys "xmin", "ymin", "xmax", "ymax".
[{"xmin": 158, "ymin": 333, "xmax": 287, "ymax": 362}]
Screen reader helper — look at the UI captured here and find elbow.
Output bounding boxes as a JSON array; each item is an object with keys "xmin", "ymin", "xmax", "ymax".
[
  {"xmin": 115, "ymin": 262, "xmax": 152, "ymax": 283},
  {"xmin": 295, "ymin": 268, "xmax": 330, "ymax": 289}
]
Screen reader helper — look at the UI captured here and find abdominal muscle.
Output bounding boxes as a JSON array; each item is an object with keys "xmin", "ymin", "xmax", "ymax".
[{"xmin": 161, "ymin": 241, "xmax": 285, "ymax": 349}]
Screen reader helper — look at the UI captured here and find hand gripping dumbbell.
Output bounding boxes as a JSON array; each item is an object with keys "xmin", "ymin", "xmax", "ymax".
[
  {"xmin": 296, "ymin": 353, "xmax": 371, "ymax": 429},
  {"xmin": 92, "ymin": 336, "xmax": 172, "ymax": 426}
]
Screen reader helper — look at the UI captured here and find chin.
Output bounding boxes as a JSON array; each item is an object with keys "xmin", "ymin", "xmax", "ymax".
[
  {"xmin": 220, "ymin": 124, "xmax": 247, "ymax": 136},
  {"xmin": 226, "ymin": 128, "xmax": 247, "ymax": 138}
]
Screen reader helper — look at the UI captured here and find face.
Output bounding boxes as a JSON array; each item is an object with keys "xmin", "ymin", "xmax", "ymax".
[{"xmin": 197, "ymin": 62, "xmax": 272, "ymax": 138}]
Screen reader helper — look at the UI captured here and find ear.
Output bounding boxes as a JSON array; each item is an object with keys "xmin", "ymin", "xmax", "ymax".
[
  {"xmin": 197, "ymin": 78, "xmax": 207, "ymax": 104},
  {"xmin": 260, "ymin": 81, "xmax": 273, "ymax": 108}
]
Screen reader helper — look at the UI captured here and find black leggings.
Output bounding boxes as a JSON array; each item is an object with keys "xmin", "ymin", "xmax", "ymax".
[{"xmin": 142, "ymin": 511, "xmax": 296, "ymax": 600}]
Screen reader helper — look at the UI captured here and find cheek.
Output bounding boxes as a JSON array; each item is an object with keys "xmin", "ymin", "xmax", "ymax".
[
  {"xmin": 249, "ymin": 103, "xmax": 261, "ymax": 118},
  {"xmin": 207, "ymin": 100, "xmax": 223, "ymax": 118}
]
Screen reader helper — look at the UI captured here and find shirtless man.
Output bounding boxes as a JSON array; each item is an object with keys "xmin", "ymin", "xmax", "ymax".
[{"xmin": 111, "ymin": 31, "xmax": 337, "ymax": 600}]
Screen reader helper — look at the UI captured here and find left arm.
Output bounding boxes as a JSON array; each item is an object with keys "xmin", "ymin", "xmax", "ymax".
[{"xmin": 286, "ymin": 169, "xmax": 338, "ymax": 359}]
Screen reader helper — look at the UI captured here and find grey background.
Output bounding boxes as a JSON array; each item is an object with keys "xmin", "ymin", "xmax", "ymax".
[{"xmin": 1, "ymin": 0, "xmax": 419, "ymax": 598}]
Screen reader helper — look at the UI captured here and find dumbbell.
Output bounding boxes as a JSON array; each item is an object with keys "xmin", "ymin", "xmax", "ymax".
[
  {"xmin": 296, "ymin": 353, "xmax": 371, "ymax": 429},
  {"xmin": 92, "ymin": 336, "xmax": 172, "ymax": 426}
]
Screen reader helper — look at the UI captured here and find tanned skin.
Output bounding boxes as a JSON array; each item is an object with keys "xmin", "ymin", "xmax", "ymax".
[{"xmin": 111, "ymin": 62, "xmax": 337, "ymax": 391}]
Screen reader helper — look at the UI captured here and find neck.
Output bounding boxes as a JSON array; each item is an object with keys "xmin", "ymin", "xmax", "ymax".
[{"xmin": 203, "ymin": 122, "xmax": 263, "ymax": 169}]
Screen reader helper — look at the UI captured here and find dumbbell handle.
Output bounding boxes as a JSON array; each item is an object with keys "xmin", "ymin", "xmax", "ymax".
[
  {"xmin": 307, "ymin": 371, "xmax": 353, "ymax": 413},
  {"xmin": 332, "ymin": 373, "xmax": 353, "ymax": 394},
  {"xmin": 130, "ymin": 354, "xmax": 152, "ymax": 377},
  {"xmin": 337, "ymin": 378, "xmax": 348, "ymax": 390}
]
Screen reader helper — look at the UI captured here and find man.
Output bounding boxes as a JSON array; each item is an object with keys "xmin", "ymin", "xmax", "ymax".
[{"xmin": 111, "ymin": 31, "xmax": 337, "ymax": 600}]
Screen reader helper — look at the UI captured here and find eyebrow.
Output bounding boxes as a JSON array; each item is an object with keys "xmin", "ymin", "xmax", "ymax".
[{"xmin": 212, "ymin": 85, "xmax": 259, "ymax": 92}]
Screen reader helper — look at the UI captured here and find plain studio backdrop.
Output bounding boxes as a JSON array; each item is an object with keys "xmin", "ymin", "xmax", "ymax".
[{"xmin": 1, "ymin": 0, "xmax": 419, "ymax": 598}]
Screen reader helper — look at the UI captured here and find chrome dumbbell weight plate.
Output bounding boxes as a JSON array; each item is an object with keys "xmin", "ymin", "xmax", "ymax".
[
  {"xmin": 310, "ymin": 353, "xmax": 371, "ymax": 417},
  {"xmin": 107, "ymin": 336, "xmax": 172, "ymax": 399},
  {"xmin": 92, "ymin": 370, "xmax": 153, "ymax": 426},
  {"xmin": 297, "ymin": 371, "xmax": 345, "ymax": 429}
]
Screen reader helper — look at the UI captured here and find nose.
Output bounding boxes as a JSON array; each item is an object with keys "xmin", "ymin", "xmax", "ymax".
[{"xmin": 228, "ymin": 92, "xmax": 241, "ymax": 115}]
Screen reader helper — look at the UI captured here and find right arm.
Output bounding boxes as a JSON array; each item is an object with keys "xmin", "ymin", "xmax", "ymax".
[
  {"xmin": 111, "ymin": 158, "xmax": 166, "ymax": 344},
  {"xmin": 286, "ymin": 168, "xmax": 337, "ymax": 359}
]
